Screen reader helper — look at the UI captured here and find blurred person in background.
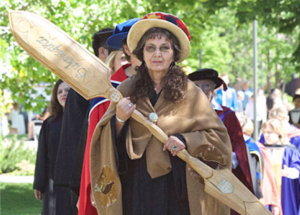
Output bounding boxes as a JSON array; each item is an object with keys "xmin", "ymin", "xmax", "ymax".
[
  {"xmin": 105, "ymin": 50, "xmax": 128, "ymax": 76},
  {"xmin": 33, "ymin": 79, "xmax": 70, "ymax": 215},
  {"xmin": 288, "ymin": 94, "xmax": 300, "ymax": 129},
  {"xmin": 236, "ymin": 112, "xmax": 282, "ymax": 215},
  {"xmin": 8, "ymin": 102, "xmax": 25, "ymax": 135},
  {"xmin": 259, "ymin": 106, "xmax": 300, "ymax": 151},
  {"xmin": 27, "ymin": 106, "xmax": 50, "ymax": 141},
  {"xmin": 239, "ymin": 81, "xmax": 253, "ymax": 111},
  {"xmin": 245, "ymin": 89, "xmax": 267, "ymax": 133},
  {"xmin": 266, "ymin": 89, "xmax": 283, "ymax": 113},
  {"xmin": 237, "ymin": 90, "xmax": 245, "ymax": 113},
  {"xmin": 215, "ymin": 73, "xmax": 239, "ymax": 111},
  {"xmin": 262, "ymin": 119, "xmax": 300, "ymax": 215}
]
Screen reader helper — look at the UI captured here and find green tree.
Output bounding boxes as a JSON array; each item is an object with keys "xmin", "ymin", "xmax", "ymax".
[
  {"xmin": 1, "ymin": 0, "xmax": 298, "ymax": 114},
  {"xmin": 203, "ymin": 0, "xmax": 300, "ymax": 69}
]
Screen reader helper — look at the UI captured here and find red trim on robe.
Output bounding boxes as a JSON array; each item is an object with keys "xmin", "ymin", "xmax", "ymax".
[{"xmin": 78, "ymin": 64, "xmax": 129, "ymax": 215}]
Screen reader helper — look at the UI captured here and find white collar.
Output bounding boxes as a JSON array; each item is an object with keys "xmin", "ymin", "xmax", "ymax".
[{"xmin": 211, "ymin": 97, "xmax": 223, "ymax": 111}]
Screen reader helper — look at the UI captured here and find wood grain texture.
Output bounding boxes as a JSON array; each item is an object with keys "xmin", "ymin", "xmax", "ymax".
[{"xmin": 8, "ymin": 10, "xmax": 119, "ymax": 101}]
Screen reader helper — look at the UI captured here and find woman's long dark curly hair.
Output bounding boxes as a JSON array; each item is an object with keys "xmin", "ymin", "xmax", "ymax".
[
  {"xmin": 50, "ymin": 79, "xmax": 64, "ymax": 119},
  {"xmin": 131, "ymin": 28, "xmax": 188, "ymax": 103}
]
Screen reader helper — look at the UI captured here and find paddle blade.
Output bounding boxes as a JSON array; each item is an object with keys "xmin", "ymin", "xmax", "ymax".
[
  {"xmin": 8, "ymin": 10, "xmax": 113, "ymax": 100},
  {"xmin": 204, "ymin": 168, "xmax": 272, "ymax": 215}
]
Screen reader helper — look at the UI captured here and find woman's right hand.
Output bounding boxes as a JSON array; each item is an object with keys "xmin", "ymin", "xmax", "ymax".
[
  {"xmin": 116, "ymin": 97, "xmax": 136, "ymax": 123},
  {"xmin": 34, "ymin": 189, "xmax": 43, "ymax": 200}
]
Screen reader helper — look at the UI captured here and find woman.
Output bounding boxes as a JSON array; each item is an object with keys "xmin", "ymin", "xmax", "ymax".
[
  {"xmin": 33, "ymin": 79, "xmax": 70, "ymax": 215},
  {"xmin": 8, "ymin": 102, "xmax": 25, "ymax": 134},
  {"xmin": 90, "ymin": 12, "xmax": 232, "ymax": 215},
  {"xmin": 105, "ymin": 50, "xmax": 128, "ymax": 75},
  {"xmin": 262, "ymin": 118, "xmax": 300, "ymax": 215},
  {"xmin": 259, "ymin": 106, "xmax": 300, "ymax": 151}
]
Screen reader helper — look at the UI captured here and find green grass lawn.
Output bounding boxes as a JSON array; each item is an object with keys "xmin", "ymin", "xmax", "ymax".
[{"xmin": 0, "ymin": 183, "xmax": 42, "ymax": 215}]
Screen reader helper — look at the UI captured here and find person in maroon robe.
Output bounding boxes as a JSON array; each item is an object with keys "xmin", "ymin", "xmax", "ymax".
[{"xmin": 188, "ymin": 68, "xmax": 256, "ymax": 215}]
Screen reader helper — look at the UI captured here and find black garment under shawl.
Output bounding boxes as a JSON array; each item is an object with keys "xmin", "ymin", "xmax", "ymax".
[{"xmin": 111, "ymin": 91, "xmax": 191, "ymax": 215}]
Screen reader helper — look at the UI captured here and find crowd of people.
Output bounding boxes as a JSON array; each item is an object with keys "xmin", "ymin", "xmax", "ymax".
[
  {"xmin": 189, "ymin": 68, "xmax": 300, "ymax": 215},
  {"xmin": 31, "ymin": 11, "xmax": 300, "ymax": 215}
]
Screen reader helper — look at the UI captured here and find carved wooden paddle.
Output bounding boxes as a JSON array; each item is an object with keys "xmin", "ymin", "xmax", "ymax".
[{"xmin": 9, "ymin": 10, "xmax": 272, "ymax": 215}]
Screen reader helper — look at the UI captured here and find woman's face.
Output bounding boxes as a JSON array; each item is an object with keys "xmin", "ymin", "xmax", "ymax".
[
  {"xmin": 263, "ymin": 124, "xmax": 280, "ymax": 145},
  {"xmin": 113, "ymin": 51, "xmax": 128, "ymax": 73},
  {"xmin": 57, "ymin": 82, "xmax": 70, "ymax": 108},
  {"xmin": 143, "ymin": 35, "xmax": 174, "ymax": 74}
]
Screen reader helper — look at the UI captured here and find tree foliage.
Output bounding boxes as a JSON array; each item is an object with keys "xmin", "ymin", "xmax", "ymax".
[
  {"xmin": 0, "ymin": 0, "xmax": 298, "ymax": 114},
  {"xmin": 204, "ymin": 0, "xmax": 300, "ymax": 68}
]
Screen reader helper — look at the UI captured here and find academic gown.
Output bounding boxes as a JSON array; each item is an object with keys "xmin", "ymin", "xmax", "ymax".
[
  {"xmin": 33, "ymin": 114, "xmax": 63, "ymax": 215},
  {"xmin": 54, "ymin": 88, "xmax": 90, "ymax": 215},
  {"xmin": 265, "ymin": 144, "xmax": 300, "ymax": 215},
  {"xmin": 78, "ymin": 64, "xmax": 129, "ymax": 215},
  {"xmin": 257, "ymin": 142, "xmax": 282, "ymax": 214},
  {"xmin": 215, "ymin": 105, "xmax": 256, "ymax": 215},
  {"xmin": 280, "ymin": 147, "xmax": 300, "ymax": 215},
  {"xmin": 244, "ymin": 137, "xmax": 263, "ymax": 195}
]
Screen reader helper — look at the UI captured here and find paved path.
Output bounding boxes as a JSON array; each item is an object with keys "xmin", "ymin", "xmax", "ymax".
[{"xmin": 0, "ymin": 175, "xmax": 34, "ymax": 183}]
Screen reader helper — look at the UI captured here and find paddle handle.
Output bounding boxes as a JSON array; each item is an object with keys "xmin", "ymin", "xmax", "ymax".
[
  {"xmin": 131, "ymin": 109, "xmax": 214, "ymax": 179},
  {"xmin": 131, "ymin": 110, "xmax": 272, "ymax": 215}
]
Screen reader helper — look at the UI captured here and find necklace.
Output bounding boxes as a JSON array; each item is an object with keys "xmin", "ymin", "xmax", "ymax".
[{"xmin": 154, "ymin": 87, "xmax": 161, "ymax": 94}]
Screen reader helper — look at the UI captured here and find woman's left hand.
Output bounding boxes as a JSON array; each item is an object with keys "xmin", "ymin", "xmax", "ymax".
[
  {"xmin": 34, "ymin": 189, "xmax": 43, "ymax": 200},
  {"xmin": 163, "ymin": 136, "xmax": 185, "ymax": 156}
]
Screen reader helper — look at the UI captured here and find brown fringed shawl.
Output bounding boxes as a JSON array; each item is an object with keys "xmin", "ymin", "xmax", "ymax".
[{"xmin": 90, "ymin": 78, "xmax": 232, "ymax": 215}]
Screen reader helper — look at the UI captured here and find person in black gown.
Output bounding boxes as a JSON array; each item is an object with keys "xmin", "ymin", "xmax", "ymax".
[
  {"xmin": 53, "ymin": 28, "xmax": 115, "ymax": 215},
  {"xmin": 33, "ymin": 79, "xmax": 70, "ymax": 215}
]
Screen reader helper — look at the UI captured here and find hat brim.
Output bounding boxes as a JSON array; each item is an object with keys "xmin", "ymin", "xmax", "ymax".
[
  {"xmin": 106, "ymin": 32, "xmax": 128, "ymax": 50},
  {"xmin": 188, "ymin": 73, "xmax": 224, "ymax": 89},
  {"xmin": 127, "ymin": 19, "xmax": 190, "ymax": 63}
]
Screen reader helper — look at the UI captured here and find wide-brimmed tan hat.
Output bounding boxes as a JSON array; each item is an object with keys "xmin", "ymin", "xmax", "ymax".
[{"xmin": 127, "ymin": 12, "xmax": 191, "ymax": 63}]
